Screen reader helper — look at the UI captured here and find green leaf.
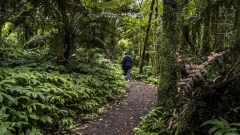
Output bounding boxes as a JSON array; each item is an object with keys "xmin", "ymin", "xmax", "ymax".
[
  {"xmin": 27, "ymin": 106, "xmax": 32, "ymax": 113},
  {"xmin": 214, "ymin": 128, "xmax": 224, "ymax": 135},
  {"xmin": 225, "ymin": 127, "xmax": 238, "ymax": 133},
  {"xmin": 1, "ymin": 93, "xmax": 16, "ymax": 104},
  {"xmin": 208, "ymin": 126, "xmax": 219, "ymax": 134},
  {"xmin": 59, "ymin": 109, "xmax": 69, "ymax": 116},
  {"xmin": 201, "ymin": 119, "xmax": 224, "ymax": 129},
  {"xmin": 0, "ymin": 125, "xmax": 7, "ymax": 135},
  {"xmin": 16, "ymin": 96, "xmax": 30, "ymax": 101},
  {"xmin": 0, "ymin": 79, "xmax": 16, "ymax": 86},
  {"xmin": 32, "ymin": 93, "xmax": 37, "ymax": 99},
  {"xmin": 230, "ymin": 123, "xmax": 240, "ymax": 127},
  {"xmin": 45, "ymin": 116, "xmax": 53, "ymax": 124},
  {"xmin": 33, "ymin": 102, "xmax": 46, "ymax": 108},
  {"xmin": 26, "ymin": 127, "xmax": 43, "ymax": 135},
  {"xmin": 28, "ymin": 113, "xmax": 39, "ymax": 120},
  {"xmin": 13, "ymin": 121, "xmax": 29, "ymax": 128},
  {"xmin": 220, "ymin": 117, "xmax": 229, "ymax": 127},
  {"xmin": 40, "ymin": 115, "xmax": 53, "ymax": 124},
  {"xmin": 0, "ymin": 113, "xmax": 9, "ymax": 120},
  {"xmin": 0, "ymin": 93, "xmax": 3, "ymax": 103},
  {"xmin": 37, "ymin": 93, "xmax": 45, "ymax": 101},
  {"xmin": 225, "ymin": 133, "xmax": 240, "ymax": 135}
]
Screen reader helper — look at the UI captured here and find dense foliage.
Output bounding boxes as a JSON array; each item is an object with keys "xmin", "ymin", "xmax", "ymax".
[
  {"xmin": 134, "ymin": 107, "xmax": 166, "ymax": 135},
  {"xmin": 130, "ymin": 0, "xmax": 240, "ymax": 134},
  {"xmin": 131, "ymin": 67, "xmax": 158, "ymax": 84},
  {"xmin": 1, "ymin": 0, "xmax": 240, "ymax": 134},
  {"xmin": 0, "ymin": 47, "xmax": 128, "ymax": 134}
]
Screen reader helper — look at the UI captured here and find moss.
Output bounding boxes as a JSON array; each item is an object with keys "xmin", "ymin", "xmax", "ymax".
[
  {"xmin": 173, "ymin": 94, "xmax": 211, "ymax": 135},
  {"xmin": 171, "ymin": 79, "xmax": 240, "ymax": 135},
  {"xmin": 157, "ymin": 0, "xmax": 180, "ymax": 111}
]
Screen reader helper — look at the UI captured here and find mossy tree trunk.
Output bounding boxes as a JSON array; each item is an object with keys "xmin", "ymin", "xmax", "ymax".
[
  {"xmin": 152, "ymin": 0, "xmax": 160, "ymax": 75},
  {"xmin": 157, "ymin": 0, "xmax": 179, "ymax": 111}
]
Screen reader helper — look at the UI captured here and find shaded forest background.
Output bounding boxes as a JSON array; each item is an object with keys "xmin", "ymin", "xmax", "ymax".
[{"xmin": 0, "ymin": 0, "xmax": 240, "ymax": 134}]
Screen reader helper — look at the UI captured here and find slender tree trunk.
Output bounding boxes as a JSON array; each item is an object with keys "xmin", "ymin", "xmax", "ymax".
[
  {"xmin": 63, "ymin": 24, "xmax": 72, "ymax": 64},
  {"xmin": 138, "ymin": 25, "xmax": 142, "ymax": 62},
  {"xmin": 202, "ymin": 6, "xmax": 211, "ymax": 55},
  {"xmin": 152, "ymin": 0, "xmax": 159, "ymax": 75},
  {"xmin": 109, "ymin": 31, "xmax": 116, "ymax": 59},
  {"xmin": 183, "ymin": 24, "xmax": 196, "ymax": 53},
  {"xmin": 157, "ymin": 0, "xmax": 179, "ymax": 111},
  {"xmin": 232, "ymin": 0, "xmax": 240, "ymax": 66},
  {"xmin": 214, "ymin": 5, "xmax": 226, "ymax": 51},
  {"xmin": 139, "ymin": 0, "xmax": 155, "ymax": 73},
  {"xmin": 56, "ymin": 0, "xmax": 73, "ymax": 65},
  {"xmin": 137, "ymin": 0, "xmax": 143, "ymax": 65},
  {"xmin": 0, "ymin": 24, "xmax": 3, "ymax": 46}
]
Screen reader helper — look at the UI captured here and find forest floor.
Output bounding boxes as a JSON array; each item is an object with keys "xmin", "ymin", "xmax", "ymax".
[{"xmin": 76, "ymin": 80, "xmax": 158, "ymax": 135}]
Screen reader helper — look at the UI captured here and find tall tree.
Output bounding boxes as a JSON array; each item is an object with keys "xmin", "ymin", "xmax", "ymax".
[
  {"xmin": 157, "ymin": 0, "xmax": 179, "ymax": 111},
  {"xmin": 139, "ymin": 0, "xmax": 155, "ymax": 73},
  {"xmin": 152, "ymin": 0, "xmax": 162, "ymax": 75}
]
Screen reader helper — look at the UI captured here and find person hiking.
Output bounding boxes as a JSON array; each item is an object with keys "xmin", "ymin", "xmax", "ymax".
[{"xmin": 121, "ymin": 52, "xmax": 132, "ymax": 81}]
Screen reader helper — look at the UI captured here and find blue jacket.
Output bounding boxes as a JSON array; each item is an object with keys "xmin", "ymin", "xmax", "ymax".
[{"xmin": 122, "ymin": 53, "xmax": 132, "ymax": 67}]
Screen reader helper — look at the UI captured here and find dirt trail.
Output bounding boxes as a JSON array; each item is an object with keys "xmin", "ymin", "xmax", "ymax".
[{"xmin": 77, "ymin": 80, "xmax": 158, "ymax": 135}]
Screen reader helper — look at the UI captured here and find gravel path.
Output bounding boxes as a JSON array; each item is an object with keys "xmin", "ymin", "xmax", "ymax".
[{"xmin": 77, "ymin": 80, "xmax": 158, "ymax": 135}]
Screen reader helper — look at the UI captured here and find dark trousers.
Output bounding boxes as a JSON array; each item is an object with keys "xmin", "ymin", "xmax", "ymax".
[{"xmin": 122, "ymin": 66, "xmax": 131, "ymax": 80}]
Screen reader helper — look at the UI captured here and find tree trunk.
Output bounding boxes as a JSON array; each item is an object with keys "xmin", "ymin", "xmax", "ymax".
[
  {"xmin": 0, "ymin": 24, "xmax": 3, "ymax": 46},
  {"xmin": 63, "ymin": 24, "xmax": 72, "ymax": 65},
  {"xmin": 213, "ymin": 4, "xmax": 226, "ymax": 52},
  {"xmin": 232, "ymin": 0, "xmax": 240, "ymax": 67},
  {"xmin": 157, "ymin": 0, "xmax": 179, "ymax": 111},
  {"xmin": 152, "ymin": 0, "xmax": 160, "ymax": 75},
  {"xmin": 202, "ymin": 6, "xmax": 211, "ymax": 55},
  {"xmin": 139, "ymin": 0, "xmax": 155, "ymax": 73},
  {"xmin": 137, "ymin": 0, "xmax": 143, "ymax": 63}
]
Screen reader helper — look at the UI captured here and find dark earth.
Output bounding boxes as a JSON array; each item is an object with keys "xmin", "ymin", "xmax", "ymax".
[{"xmin": 76, "ymin": 80, "xmax": 158, "ymax": 135}]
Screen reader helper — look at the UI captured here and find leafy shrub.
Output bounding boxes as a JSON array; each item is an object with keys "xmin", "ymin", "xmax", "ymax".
[
  {"xmin": 0, "ymin": 47, "xmax": 49, "ymax": 67},
  {"xmin": 131, "ymin": 67, "xmax": 158, "ymax": 84},
  {"xmin": 201, "ymin": 118, "xmax": 240, "ymax": 135},
  {"xmin": 134, "ymin": 107, "xmax": 167, "ymax": 135}
]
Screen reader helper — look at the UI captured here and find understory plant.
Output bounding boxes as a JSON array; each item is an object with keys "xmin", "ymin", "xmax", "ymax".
[
  {"xmin": 0, "ymin": 55, "xmax": 128, "ymax": 134},
  {"xmin": 201, "ymin": 118, "xmax": 240, "ymax": 135},
  {"xmin": 131, "ymin": 66, "xmax": 158, "ymax": 84},
  {"xmin": 134, "ymin": 107, "xmax": 167, "ymax": 135}
]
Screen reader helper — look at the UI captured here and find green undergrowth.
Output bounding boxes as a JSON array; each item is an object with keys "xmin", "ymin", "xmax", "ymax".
[
  {"xmin": 131, "ymin": 66, "xmax": 158, "ymax": 84},
  {"xmin": 201, "ymin": 118, "xmax": 240, "ymax": 135},
  {"xmin": 0, "ymin": 54, "xmax": 128, "ymax": 134},
  {"xmin": 134, "ymin": 107, "xmax": 167, "ymax": 135}
]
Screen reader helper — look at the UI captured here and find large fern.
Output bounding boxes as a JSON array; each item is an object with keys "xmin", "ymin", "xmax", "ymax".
[{"xmin": 134, "ymin": 107, "xmax": 167, "ymax": 135}]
